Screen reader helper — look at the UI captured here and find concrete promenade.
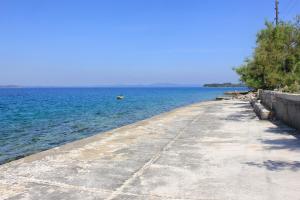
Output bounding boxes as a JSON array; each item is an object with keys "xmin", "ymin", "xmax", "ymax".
[{"xmin": 1, "ymin": 100, "xmax": 300, "ymax": 200}]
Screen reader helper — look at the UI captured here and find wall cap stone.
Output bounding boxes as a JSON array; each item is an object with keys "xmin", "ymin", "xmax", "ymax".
[{"xmin": 262, "ymin": 90, "xmax": 300, "ymax": 102}]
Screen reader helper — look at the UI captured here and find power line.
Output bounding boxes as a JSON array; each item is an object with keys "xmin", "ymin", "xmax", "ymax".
[
  {"xmin": 286, "ymin": 0, "xmax": 297, "ymax": 16},
  {"xmin": 283, "ymin": 0, "xmax": 294, "ymax": 12},
  {"xmin": 283, "ymin": 0, "xmax": 298, "ymax": 18}
]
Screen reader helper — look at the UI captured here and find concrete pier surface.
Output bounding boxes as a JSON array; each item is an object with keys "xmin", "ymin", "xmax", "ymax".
[{"xmin": 1, "ymin": 100, "xmax": 300, "ymax": 200}]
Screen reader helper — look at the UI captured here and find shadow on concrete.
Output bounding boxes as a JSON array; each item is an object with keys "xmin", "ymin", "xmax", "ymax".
[
  {"xmin": 231, "ymin": 102, "xmax": 250, "ymax": 106},
  {"xmin": 268, "ymin": 120, "xmax": 297, "ymax": 132},
  {"xmin": 225, "ymin": 106, "xmax": 257, "ymax": 121},
  {"xmin": 245, "ymin": 160, "xmax": 300, "ymax": 171},
  {"xmin": 220, "ymin": 102, "xmax": 257, "ymax": 122},
  {"xmin": 264, "ymin": 137, "xmax": 300, "ymax": 149},
  {"xmin": 225, "ymin": 113, "xmax": 257, "ymax": 121},
  {"xmin": 260, "ymin": 137, "xmax": 300, "ymax": 151},
  {"xmin": 260, "ymin": 121, "xmax": 300, "ymax": 151}
]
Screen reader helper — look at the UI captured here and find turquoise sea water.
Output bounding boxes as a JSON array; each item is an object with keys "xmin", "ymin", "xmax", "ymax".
[{"xmin": 0, "ymin": 87, "xmax": 246, "ymax": 164}]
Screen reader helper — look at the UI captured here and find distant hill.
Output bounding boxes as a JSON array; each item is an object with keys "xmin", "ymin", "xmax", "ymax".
[{"xmin": 203, "ymin": 83, "xmax": 246, "ymax": 88}]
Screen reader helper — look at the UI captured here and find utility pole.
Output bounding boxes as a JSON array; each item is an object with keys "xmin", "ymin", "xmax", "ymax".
[{"xmin": 275, "ymin": 0, "xmax": 279, "ymax": 25}]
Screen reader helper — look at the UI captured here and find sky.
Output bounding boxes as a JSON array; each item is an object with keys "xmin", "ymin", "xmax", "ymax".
[{"xmin": 0, "ymin": 0, "xmax": 299, "ymax": 87}]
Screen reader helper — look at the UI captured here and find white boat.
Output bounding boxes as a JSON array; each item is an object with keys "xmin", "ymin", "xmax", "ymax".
[{"xmin": 116, "ymin": 95, "xmax": 124, "ymax": 100}]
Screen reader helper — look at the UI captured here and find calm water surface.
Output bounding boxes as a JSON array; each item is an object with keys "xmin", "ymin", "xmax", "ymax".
[{"xmin": 0, "ymin": 87, "xmax": 246, "ymax": 164}]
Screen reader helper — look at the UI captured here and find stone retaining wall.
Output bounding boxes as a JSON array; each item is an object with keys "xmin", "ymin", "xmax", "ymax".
[{"xmin": 259, "ymin": 90, "xmax": 300, "ymax": 130}]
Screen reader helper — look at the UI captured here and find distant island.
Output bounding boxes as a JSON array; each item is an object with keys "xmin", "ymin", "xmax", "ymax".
[
  {"xmin": 203, "ymin": 83, "xmax": 246, "ymax": 88},
  {"xmin": 0, "ymin": 85, "xmax": 21, "ymax": 88}
]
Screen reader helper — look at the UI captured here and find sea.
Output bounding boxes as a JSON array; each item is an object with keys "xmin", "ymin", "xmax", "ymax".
[{"xmin": 0, "ymin": 87, "xmax": 247, "ymax": 164}]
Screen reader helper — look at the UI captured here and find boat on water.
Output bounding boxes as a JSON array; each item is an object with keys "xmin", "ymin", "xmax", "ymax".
[{"xmin": 116, "ymin": 95, "xmax": 124, "ymax": 100}]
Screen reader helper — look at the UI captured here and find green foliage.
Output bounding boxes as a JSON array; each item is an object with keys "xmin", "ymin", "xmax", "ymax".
[{"xmin": 235, "ymin": 16, "xmax": 300, "ymax": 93}]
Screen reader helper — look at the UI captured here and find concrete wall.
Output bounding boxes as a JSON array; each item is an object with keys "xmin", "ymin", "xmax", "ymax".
[{"xmin": 259, "ymin": 90, "xmax": 300, "ymax": 130}]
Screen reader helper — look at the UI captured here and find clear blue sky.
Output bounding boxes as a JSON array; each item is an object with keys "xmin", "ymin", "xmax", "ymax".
[{"xmin": 0, "ymin": 0, "xmax": 299, "ymax": 86}]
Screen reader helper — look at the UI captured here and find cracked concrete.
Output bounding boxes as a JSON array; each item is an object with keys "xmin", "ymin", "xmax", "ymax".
[{"xmin": 1, "ymin": 100, "xmax": 300, "ymax": 200}]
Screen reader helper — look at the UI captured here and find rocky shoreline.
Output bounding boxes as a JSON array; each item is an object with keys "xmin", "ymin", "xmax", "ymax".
[{"xmin": 216, "ymin": 90, "xmax": 257, "ymax": 101}]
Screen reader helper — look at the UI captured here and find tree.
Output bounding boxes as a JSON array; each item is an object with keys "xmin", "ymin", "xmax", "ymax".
[{"xmin": 235, "ymin": 17, "xmax": 300, "ymax": 93}]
